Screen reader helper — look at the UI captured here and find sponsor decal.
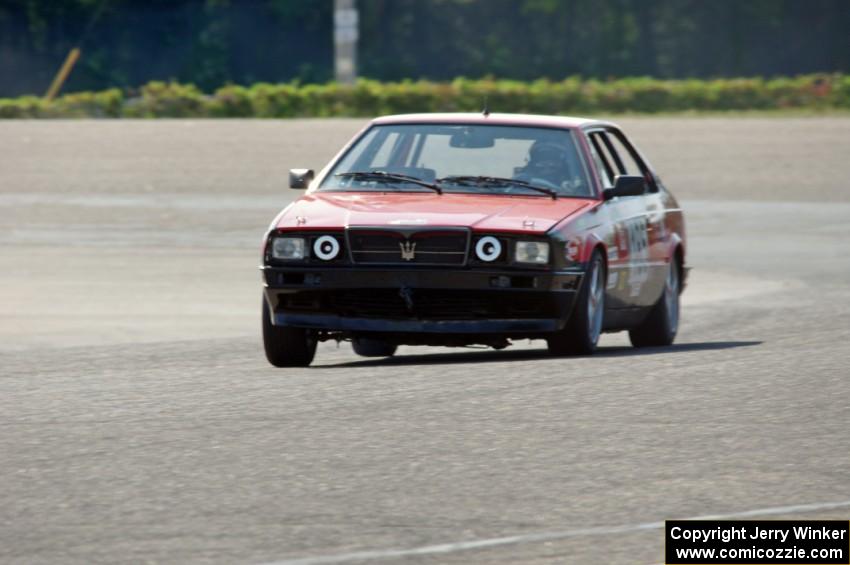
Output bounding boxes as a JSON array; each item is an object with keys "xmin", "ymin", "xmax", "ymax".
[
  {"xmin": 565, "ymin": 237, "xmax": 581, "ymax": 262},
  {"xmin": 616, "ymin": 224, "xmax": 628, "ymax": 259},
  {"xmin": 624, "ymin": 217, "xmax": 649, "ymax": 297},
  {"xmin": 654, "ymin": 218, "xmax": 667, "ymax": 242}
]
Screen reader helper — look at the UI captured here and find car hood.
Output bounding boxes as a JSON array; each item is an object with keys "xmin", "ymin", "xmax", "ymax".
[{"xmin": 275, "ymin": 192, "xmax": 594, "ymax": 234}]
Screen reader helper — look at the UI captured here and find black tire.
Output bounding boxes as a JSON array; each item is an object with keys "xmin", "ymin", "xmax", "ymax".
[
  {"xmin": 628, "ymin": 255, "xmax": 680, "ymax": 348},
  {"xmin": 352, "ymin": 338, "xmax": 397, "ymax": 358},
  {"xmin": 547, "ymin": 249, "xmax": 606, "ymax": 356},
  {"xmin": 262, "ymin": 297, "xmax": 317, "ymax": 367}
]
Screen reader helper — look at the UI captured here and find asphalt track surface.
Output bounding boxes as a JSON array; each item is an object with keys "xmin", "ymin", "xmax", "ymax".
[{"xmin": 1, "ymin": 118, "xmax": 849, "ymax": 564}]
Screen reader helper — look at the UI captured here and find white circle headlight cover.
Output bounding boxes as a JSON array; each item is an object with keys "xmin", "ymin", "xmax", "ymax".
[
  {"xmin": 475, "ymin": 236, "xmax": 502, "ymax": 262},
  {"xmin": 313, "ymin": 235, "xmax": 340, "ymax": 260}
]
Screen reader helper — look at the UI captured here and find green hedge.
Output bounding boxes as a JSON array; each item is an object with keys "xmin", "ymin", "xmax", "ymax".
[{"xmin": 2, "ymin": 75, "xmax": 848, "ymax": 118}]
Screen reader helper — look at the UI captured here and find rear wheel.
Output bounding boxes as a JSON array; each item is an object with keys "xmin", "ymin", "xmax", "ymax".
[
  {"xmin": 629, "ymin": 255, "xmax": 680, "ymax": 348},
  {"xmin": 262, "ymin": 297, "xmax": 317, "ymax": 367},
  {"xmin": 352, "ymin": 338, "xmax": 397, "ymax": 358},
  {"xmin": 547, "ymin": 250, "xmax": 605, "ymax": 356}
]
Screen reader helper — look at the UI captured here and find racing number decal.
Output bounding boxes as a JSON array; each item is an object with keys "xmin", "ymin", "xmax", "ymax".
[{"xmin": 624, "ymin": 217, "xmax": 649, "ymax": 297}]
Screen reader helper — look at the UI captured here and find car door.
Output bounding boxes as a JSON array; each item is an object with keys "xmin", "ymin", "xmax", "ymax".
[
  {"xmin": 604, "ymin": 128, "xmax": 671, "ymax": 306},
  {"xmin": 586, "ymin": 128, "xmax": 662, "ymax": 308}
]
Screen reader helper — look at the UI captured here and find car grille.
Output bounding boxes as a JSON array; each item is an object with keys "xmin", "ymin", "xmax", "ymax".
[
  {"xmin": 347, "ymin": 229, "xmax": 469, "ymax": 265},
  {"xmin": 278, "ymin": 289, "xmax": 552, "ymax": 320}
]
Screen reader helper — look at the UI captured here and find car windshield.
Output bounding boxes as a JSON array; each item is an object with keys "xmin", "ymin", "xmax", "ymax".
[{"xmin": 319, "ymin": 123, "xmax": 593, "ymax": 198}]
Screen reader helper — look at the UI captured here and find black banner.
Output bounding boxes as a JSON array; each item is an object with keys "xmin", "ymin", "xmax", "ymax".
[{"xmin": 666, "ymin": 520, "xmax": 849, "ymax": 564}]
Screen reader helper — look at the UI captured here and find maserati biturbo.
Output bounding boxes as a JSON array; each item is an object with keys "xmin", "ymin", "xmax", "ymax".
[{"xmin": 261, "ymin": 113, "xmax": 686, "ymax": 367}]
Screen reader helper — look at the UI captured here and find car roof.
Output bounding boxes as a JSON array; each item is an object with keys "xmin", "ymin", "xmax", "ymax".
[{"xmin": 371, "ymin": 112, "xmax": 616, "ymax": 130}]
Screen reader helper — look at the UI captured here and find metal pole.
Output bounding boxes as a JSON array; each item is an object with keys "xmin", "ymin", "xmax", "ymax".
[
  {"xmin": 44, "ymin": 47, "xmax": 82, "ymax": 101},
  {"xmin": 334, "ymin": 0, "xmax": 358, "ymax": 84},
  {"xmin": 43, "ymin": 0, "xmax": 108, "ymax": 101}
]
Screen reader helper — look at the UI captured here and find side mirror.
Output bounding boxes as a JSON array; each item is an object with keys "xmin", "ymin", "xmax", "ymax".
[
  {"xmin": 289, "ymin": 168, "xmax": 315, "ymax": 189},
  {"xmin": 603, "ymin": 175, "xmax": 646, "ymax": 200}
]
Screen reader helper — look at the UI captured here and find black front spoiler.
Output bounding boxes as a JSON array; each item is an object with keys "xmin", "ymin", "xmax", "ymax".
[
  {"xmin": 262, "ymin": 265, "xmax": 584, "ymax": 336},
  {"xmin": 274, "ymin": 312, "xmax": 562, "ymax": 334}
]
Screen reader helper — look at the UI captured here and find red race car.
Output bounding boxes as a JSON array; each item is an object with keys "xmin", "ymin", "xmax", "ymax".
[{"xmin": 261, "ymin": 113, "xmax": 686, "ymax": 367}]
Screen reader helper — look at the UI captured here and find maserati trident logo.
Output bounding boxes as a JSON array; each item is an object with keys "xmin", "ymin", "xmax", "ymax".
[{"xmin": 399, "ymin": 240, "xmax": 416, "ymax": 260}]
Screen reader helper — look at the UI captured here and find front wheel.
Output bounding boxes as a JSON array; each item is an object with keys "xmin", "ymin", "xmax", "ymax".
[
  {"xmin": 628, "ymin": 255, "xmax": 680, "ymax": 348},
  {"xmin": 547, "ymin": 250, "xmax": 606, "ymax": 356},
  {"xmin": 262, "ymin": 297, "xmax": 317, "ymax": 367}
]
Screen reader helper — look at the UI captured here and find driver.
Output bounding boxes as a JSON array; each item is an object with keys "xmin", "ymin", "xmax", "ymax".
[{"xmin": 517, "ymin": 140, "xmax": 574, "ymax": 190}]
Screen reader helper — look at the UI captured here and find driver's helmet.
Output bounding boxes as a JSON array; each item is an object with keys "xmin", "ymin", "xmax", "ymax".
[{"xmin": 526, "ymin": 141, "xmax": 571, "ymax": 182}]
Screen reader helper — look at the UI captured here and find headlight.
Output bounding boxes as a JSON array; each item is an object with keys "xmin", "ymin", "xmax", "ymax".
[
  {"xmin": 515, "ymin": 241, "xmax": 549, "ymax": 264},
  {"xmin": 271, "ymin": 237, "xmax": 306, "ymax": 260},
  {"xmin": 313, "ymin": 235, "xmax": 341, "ymax": 260},
  {"xmin": 475, "ymin": 236, "xmax": 502, "ymax": 262}
]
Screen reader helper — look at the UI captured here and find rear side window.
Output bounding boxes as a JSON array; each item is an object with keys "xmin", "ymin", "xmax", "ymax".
[
  {"xmin": 605, "ymin": 133, "xmax": 642, "ymax": 176},
  {"xmin": 586, "ymin": 129, "xmax": 656, "ymax": 192}
]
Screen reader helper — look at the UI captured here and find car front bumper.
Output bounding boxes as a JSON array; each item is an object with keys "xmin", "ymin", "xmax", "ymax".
[{"xmin": 261, "ymin": 266, "xmax": 584, "ymax": 335}]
